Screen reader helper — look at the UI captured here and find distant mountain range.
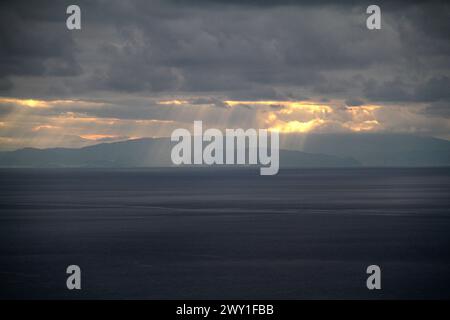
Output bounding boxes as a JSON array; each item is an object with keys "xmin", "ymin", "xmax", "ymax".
[
  {"xmin": 281, "ymin": 133, "xmax": 450, "ymax": 166},
  {"xmin": 0, "ymin": 133, "xmax": 449, "ymax": 168}
]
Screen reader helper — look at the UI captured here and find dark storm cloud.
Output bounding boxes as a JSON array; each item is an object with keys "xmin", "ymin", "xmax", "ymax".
[
  {"xmin": 0, "ymin": 0, "xmax": 449, "ymax": 112},
  {"xmin": 363, "ymin": 78, "xmax": 413, "ymax": 102},
  {"xmin": 415, "ymin": 76, "xmax": 450, "ymax": 102},
  {"xmin": 364, "ymin": 76, "xmax": 450, "ymax": 103},
  {"xmin": 171, "ymin": 0, "xmax": 445, "ymax": 8},
  {"xmin": 0, "ymin": 78, "xmax": 13, "ymax": 91},
  {"xmin": 0, "ymin": 1, "xmax": 81, "ymax": 79},
  {"xmin": 78, "ymin": 1, "xmax": 398, "ymax": 98}
]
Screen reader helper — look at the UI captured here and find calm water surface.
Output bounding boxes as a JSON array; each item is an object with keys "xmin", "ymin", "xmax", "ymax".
[{"xmin": 0, "ymin": 168, "xmax": 449, "ymax": 299}]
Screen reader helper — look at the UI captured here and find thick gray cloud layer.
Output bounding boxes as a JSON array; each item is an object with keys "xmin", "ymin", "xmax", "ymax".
[
  {"xmin": 0, "ymin": 0, "xmax": 449, "ymax": 115},
  {"xmin": 0, "ymin": 0, "xmax": 449, "ymax": 151},
  {"xmin": 0, "ymin": 0, "xmax": 450, "ymax": 146}
]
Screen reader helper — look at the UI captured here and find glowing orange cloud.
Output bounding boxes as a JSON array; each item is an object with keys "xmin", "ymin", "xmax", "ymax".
[
  {"xmin": 0, "ymin": 97, "xmax": 50, "ymax": 108},
  {"xmin": 225, "ymin": 100, "xmax": 333, "ymax": 113},
  {"xmin": 0, "ymin": 97, "xmax": 106, "ymax": 109},
  {"xmin": 269, "ymin": 119, "xmax": 326, "ymax": 133},
  {"xmin": 241, "ymin": 100, "xmax": 383, "ymax": 133},
  {"xmin": 32, "ymin": 125, "xmax": 59, "ymax": 131},
  {"xmin": 157, "ymin": 99, "xmax": 189, "ymax": 105},
  {"xmin": 79, "ymin": 134, "xmax": 120, "ymax": 141},
  {"xmin": 237, "ymin": 100, "xmax": 333, "ymax": 133}
]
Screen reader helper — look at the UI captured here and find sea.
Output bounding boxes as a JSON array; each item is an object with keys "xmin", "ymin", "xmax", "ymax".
[{"xmin": 0, "ymin": 167, "xmax": 449, "ymax": 299}]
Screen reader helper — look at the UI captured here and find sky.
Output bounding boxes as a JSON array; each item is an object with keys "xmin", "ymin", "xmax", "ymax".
[{"xmin": 0, "ymin": 0, "xmax": 449, "ymax": 150}]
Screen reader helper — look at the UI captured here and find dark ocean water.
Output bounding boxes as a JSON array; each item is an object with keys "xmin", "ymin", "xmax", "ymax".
[{"xmin": 0, "ymin": 167, "xmax": 449, "ymax": 299}]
